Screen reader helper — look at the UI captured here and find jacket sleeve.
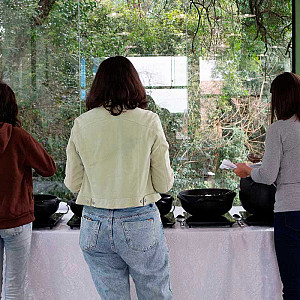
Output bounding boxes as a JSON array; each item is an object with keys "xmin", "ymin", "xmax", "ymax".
[
  {"xmin": 251, "ymin": 123, "xmax": 282, "ymax": 185},
  {"xmin": 24, "ymin": 133, "xmax": 56, "ymax": 177},
  {"xmin": 64, "ymin": 123, "xmax": 84, "ymax": 193},
  {"xmin": 150, "ymin": 114, "xmax": 174, "ymax": 193}
]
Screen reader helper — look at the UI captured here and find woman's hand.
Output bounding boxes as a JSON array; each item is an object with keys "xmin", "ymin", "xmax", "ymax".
[{"xmin": 234, "ymin": 163, "xmax": 252, "ymax": 178}]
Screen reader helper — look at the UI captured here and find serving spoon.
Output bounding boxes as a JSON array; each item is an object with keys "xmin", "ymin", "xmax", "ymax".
[
  {"xmin": 176, "ymin": 214, "xmax": 186, "ymax": 227},
  {"xmin": 232, "ymin": 214, "xmax": 245, "ymax": 227}
]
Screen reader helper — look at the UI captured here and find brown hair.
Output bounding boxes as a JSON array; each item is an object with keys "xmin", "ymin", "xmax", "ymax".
[
  {"xmin": 270, "ymin": 72, "xmax": 300, "ymax": 123},
  {"xmin": 86, "ymin": 56, "xmax": 147, "ymax": 116},
  {"xmin": 0, "ymin": 81, "xmax": 21, "ymax": 127}
]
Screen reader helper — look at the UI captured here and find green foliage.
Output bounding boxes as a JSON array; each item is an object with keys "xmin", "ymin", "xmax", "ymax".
[{"xmin": 0, "ymin": 0, "xmax": 292, "ymax": 203}]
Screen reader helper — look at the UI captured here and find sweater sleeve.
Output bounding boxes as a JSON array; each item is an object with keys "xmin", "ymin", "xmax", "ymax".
[
  {"xmin": 150, "ymin": 114, "xmax": 174, "ymax": 193},
  {"xmin": 64, "ymin": 122, "xmax": 84, "ymax": 193},
  {"xmin": 24, "ymin": 133, "xmax": 56, "ymax": 177},
  {"xmin": 251, "ymin": 123, "xmax": 283, "ymax": 185}
]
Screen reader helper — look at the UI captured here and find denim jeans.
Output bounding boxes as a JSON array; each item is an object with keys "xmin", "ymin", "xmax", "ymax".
[
  {"xmin": 79, "ymin": 203, "xmax": 172, "ymax": 300},
  {"xmin": 0, "ymin": 222, "xmax": 32, "ymax": 300},
  {"xmin": 274, "ymin": 211, "xmax": 300, "ymax": 300}
]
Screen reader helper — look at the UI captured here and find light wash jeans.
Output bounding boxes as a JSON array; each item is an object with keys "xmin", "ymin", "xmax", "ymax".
[
  {"xmin": 0, "ymin": 223, "xmax": 32, "ymax": 300},
  {"xmin": 79, "ymin": 203, "xmax": 172, "ymax": 300}
]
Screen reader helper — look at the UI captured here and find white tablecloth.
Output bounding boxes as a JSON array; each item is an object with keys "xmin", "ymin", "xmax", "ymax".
[{"xmin": 24, "ymin": 206, "xmax": 282, "ymax": 300}]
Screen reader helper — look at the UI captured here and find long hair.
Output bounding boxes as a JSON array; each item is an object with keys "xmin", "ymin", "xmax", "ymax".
[
  {"xmin": 0, "ymin": 81, "xmax": 21, "ymax": 127},
  {"xmin": 86, "ymin": 56, "xmax": 147, "ymax": 116},
  {"xmin": 270, "ymin": 72, "xmax": 300, "ymax": 123}
]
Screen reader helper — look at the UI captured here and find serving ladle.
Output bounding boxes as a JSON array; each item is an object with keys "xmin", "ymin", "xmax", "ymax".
[
  {"xmin": 232, "ymin": 214, "xmax": 245, "ymax": 227},
  {"xmin": 176, "ymin": 214, "xmax": 186, "ymax": 227}
]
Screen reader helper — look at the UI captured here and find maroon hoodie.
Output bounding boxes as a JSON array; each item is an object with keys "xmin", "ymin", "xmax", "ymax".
[{"xmin": 0, "ymin": 123, "xmax": 56, "ymax": 229}]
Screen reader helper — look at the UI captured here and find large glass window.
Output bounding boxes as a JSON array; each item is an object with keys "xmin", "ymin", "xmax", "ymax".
[{"xmin": 0, "ymin": 0, "xmax": 292, "ymax": 204}]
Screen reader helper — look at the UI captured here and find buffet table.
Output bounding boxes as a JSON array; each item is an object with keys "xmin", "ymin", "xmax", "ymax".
[{"xmin": 24, "ymin": 206, "xmax": 282, "ymax": 300}]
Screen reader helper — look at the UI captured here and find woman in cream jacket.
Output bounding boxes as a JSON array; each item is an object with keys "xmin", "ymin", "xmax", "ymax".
[{"xmin": 65, "ymin": 56, "xmax": 174, "ymax": 300}]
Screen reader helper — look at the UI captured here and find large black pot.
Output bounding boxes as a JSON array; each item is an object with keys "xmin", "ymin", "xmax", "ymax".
[
  {"xmin": 67, "ymin": 199, "xmax": 83, "ymax": 217},
  {"xmin": 155, "ymin": 193, "xmax": 174, "ymax": 216},
  {"xmin": 239, "ymin": 177, "xmax": 276, "ymax": 215},
  {"xmin": 178, "ymin": 189, "xmax": 236, "ymax": 216},
  {"xmin": 34, "ymin": 194, "xmax": 61, "ymax": 220}
]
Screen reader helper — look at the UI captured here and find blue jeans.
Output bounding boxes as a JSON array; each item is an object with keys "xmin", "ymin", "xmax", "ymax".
[
  {"xmin": 274, "ymin": 211, "xmax": 300, "ymax": 300},
  {"xmin": 79, "ymin": 203, "xmax": 172, "ymax": 300},
  {"xmin": 0, "ymin": 223, "xmax": 32, "ymax": 300}
]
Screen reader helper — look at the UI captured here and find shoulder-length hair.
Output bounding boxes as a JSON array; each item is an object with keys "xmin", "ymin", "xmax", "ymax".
[
  {"xmin": 270, "ymin": 72, "xmax": 300, "ymax": 123},
  {"xmin": 0, "ymin": 81, "xmax": 21, "ymax": 127},
  {"xmin": 86, "ymin": 56, "xmax": 147, "ymax": 116}
]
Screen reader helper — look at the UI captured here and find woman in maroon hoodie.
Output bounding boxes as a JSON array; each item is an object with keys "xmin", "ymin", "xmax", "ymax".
[{"xmin": 0, "ymin": 81, "xmax": 56, "ymax": 299}]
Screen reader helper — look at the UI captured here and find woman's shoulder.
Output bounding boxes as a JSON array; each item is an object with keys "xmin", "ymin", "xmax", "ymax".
[
  {"xmin": 273, "ymin": 115, "xmax": 300, "ymax": 128},
  {"xmin": 10, "ymin": 127, "xmax": 38, "ymax": 148},
  {"xmin": 268, "ymin": 115, "xmax": 300, "ymax": 136},
  {"xmin": 12, "ymin": 126, "xmax": 32, "ymax": 138},
  {"xmin": 132, "ymin": 107, "xmax": 158, "ymax": 118},
  {"xmin": 73, "ymin": 107, "xmax": 159, "ymax": 130},
  {"xmin": 74, "ymin": 107, "xmax": 107, "ymax": 125},
  {"xmin": 125, "ymin": 108, "xmax": 159, "ymax": 125}
]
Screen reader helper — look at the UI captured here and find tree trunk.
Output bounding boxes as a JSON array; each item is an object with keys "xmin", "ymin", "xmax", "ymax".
[
  {"xmin": 31, "ymin": 23, "xmax": 37, "ymax": 100},
  {"xmin": 0, "ymin": 36, "xmax": 3, "ymax": 81}
]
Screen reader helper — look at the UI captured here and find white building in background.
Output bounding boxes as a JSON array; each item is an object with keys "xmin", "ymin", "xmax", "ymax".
[
  {"xmin": 128, "ymin": 56, "xmax": 188, "ymax": 113},
  {"xmin": 92, "ymin": 56, "xmax": 221, "ymax": 113}
]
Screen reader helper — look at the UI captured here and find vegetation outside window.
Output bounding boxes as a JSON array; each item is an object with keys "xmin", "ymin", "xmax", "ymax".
[{"xmin": 0, "ymin": 0, "xmax": 292, "ymax": 205}]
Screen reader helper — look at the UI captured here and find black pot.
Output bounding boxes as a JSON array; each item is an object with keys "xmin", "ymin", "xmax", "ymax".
[
  {"xmin": 239, "ymin": 177, "xmax": 276, "ymax": 216},
  {"xmin": 34, "ymin": 194, "xmax": 61, "ymax": 220},
  {"xmin": 178, "ymin": 189, "xmax": 236, "ymax": 216},
  {"xmin": 67, "ymin": 199, "xmax": 83, "ymax": 217},
  {"xmin": 155, "ymin": 193, "xmax": 174, "ymax": 216}
]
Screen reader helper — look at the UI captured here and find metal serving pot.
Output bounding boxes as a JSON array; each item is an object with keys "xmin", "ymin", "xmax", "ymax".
[
  {"xmin": 155, "ymin": 193, "xmax": 174, "ymax": 216},
  {"xmin": 34, "ymin": 194, "xmax": 61, "ymax": 220},
  {"xmin": 67, "ymin": 199, "xmax": 83, "ymax": 217},
  {"xmin": 239, "ymin": 177, "xmax": 276, "ymax": 215},
  {"xmin": 177, "ymin": 189, "xmax": 236, "ymax": 216}
]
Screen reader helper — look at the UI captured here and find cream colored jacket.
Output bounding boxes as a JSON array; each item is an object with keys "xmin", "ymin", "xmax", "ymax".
[{"xmin": 64, "ymin": 107, "xmax": 174, "ymax": 209}]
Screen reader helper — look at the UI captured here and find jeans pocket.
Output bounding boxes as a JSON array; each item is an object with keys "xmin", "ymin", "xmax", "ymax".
[
  {"xmin": 122, "ymin": 218, "xmax": 157, "ymax": 251},
  {"xmin": 285, "ymin": 212, "xmax": 300, "ymax": 231},
  {"xmin": 79, "ymin": 215, "xmax": 101, "ymax": 251}
]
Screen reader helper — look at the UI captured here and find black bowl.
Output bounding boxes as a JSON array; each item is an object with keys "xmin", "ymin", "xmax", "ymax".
[
  {"xmin": 178, "ymin": 189, "xmax": 236, "ymax": 216},
  {"xmin": 239, "ymin": 177, "xmax": 276, "ymax": 216},
  {"xmin": 67, "ymin": 199, "xmax": 84, "ymax": 217},
  {"xmin": 155, "ymin": 193, "xmax": 174, "ymax": 216},
  {"xmin": 34, "ymin": 194, "xmax": 61, "ymax": 220}
]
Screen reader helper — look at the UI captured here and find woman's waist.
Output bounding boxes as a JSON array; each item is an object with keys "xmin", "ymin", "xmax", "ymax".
[
  {"xmin": 76, "ymin": 191, "xmax": 161, "ymax": 209},
  {"xmin": 275, "ymin": 183, "xmax": 300, "ymax": 211},
  {"xmin": 82, "ymin": 202, "xmax": 159, "ymax": 219}
]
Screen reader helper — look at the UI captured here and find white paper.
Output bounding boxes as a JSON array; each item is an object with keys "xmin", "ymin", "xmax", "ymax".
[{"xmin": 220, "ymin": 159, "xmax": 237, "ymax": 170}]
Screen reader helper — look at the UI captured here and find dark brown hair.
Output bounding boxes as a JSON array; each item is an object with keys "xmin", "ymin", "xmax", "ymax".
[
  {"xmin": 0, "ymin": 81, "xmax": 21, "ymax": 127},
  {"xmin": 270, "ymin": 72, "xmax": 300, "ymax": 123},
  {"xmin": 86, "ymin": 56, "xmax": 147, "ymax": 116}
]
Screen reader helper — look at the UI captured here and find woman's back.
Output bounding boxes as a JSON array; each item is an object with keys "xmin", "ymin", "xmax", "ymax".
[
  {"xmin": 64, "ymin": 106, "xmax": 174, "ymax": 209},
  {"xmin": 275, "ymin": 115, "xmax": 300, "ymax": 183},
  {"xmin": 267, "ymin": 115, "xmax": 300, "ymax": 212},
  {"xmin": 64, "ymin": 56, "xmax": 173, "ymax": 300},
  {"xmin": 0, "ymin": 122, "xmax": 56, "ymax": 228}
]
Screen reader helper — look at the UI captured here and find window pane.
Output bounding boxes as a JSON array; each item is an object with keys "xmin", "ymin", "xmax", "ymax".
[{"xmin": 0, "ymin": 0, "xmax": 292, "ymax": 205}]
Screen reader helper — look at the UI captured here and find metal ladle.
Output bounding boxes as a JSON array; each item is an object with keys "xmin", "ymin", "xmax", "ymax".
[
  {"xmin": 176, "ymin": 214, "xmax": 186, "ymax": 227},
  {"xmin": 232, "ymin": 214, "xmax": 245, "ymax": 227}
]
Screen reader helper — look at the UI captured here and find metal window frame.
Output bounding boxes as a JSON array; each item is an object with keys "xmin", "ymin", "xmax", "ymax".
[{"xmin": 292, "ymin": 0, "xmax": 300, "ymax": 74}]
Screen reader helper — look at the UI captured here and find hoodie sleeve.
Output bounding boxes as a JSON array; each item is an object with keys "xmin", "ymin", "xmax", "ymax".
[
  {"xmin": 150, "ymin": 114, "xmax": 174, "ymax": 193},
  {"xmin": 64, "ymin": 121, "xmax": 84, "ymax": 193},
  {"xmin": 24, "ymin": 133, "xmax": 56, "ymax": 177}
]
